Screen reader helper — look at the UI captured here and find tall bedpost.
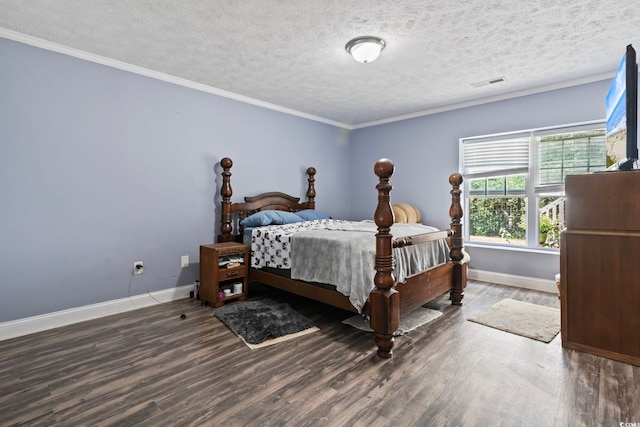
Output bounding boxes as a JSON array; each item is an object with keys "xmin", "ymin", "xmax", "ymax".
[
  {"xmin": 218, "ymin": 157, "xmax": 234, "ymax": 243},
  {"xmin": 370, "ymin": 158, "xmax": 400, "ymax": 359},
  {"xmin": 306, "ymin": 167, "xmax": 316, "ymax": 209},
  {"xmin": 448, "ymin": 172, "xmax": 466, "ymax": 305}
]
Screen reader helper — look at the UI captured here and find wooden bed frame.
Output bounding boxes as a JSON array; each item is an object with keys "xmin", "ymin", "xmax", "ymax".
[{"xmin": 218, "ymin": 157, "xmax": 467, "ymax": 358}]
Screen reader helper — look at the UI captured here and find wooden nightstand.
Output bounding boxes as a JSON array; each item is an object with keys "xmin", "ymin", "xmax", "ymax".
[{"xmin": 199, "ymin": 242, "xmax": 248, "ymax": 307}]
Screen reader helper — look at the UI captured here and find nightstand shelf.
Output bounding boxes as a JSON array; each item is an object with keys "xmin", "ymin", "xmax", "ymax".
[{"xmin": 199, "ymin": 242, "xmax": 248, "ymax": 307}]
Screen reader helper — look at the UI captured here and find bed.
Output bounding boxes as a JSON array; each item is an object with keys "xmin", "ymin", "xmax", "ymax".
[{"xmin": 217, "ymin": 157, "xmax": 467, "ymax": 358}]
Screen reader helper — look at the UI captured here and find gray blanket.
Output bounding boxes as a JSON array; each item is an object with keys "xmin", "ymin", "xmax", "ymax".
[{"xmin": 291, "ymin": 221, "xmax": 449, "ymax": 312}]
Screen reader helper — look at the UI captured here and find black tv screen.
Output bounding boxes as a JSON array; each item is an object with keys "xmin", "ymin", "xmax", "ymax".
[{"xmin": 605, "ymin": 44, "xmax": 638, "ymax": 170}]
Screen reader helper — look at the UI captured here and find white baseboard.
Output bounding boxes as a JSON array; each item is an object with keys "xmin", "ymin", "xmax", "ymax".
[
  {"xmin": 0, "ymin": 284, "xmax": 194, "ymax": 342},
  {"xmin": 468, "ymin": 269, "xmax": 558, "ymax": 294},
  {"xmin": 1, "ymin": 272, "xmax": 556, "ymax": 342}
]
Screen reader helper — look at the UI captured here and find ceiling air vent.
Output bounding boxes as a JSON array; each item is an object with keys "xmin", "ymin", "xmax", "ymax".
[{"xmin": 470, "ymin": 77, "xmax": 505, "ymax": 88}]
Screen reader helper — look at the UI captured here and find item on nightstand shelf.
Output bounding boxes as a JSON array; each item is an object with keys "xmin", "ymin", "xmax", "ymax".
[
  {"xmin": 233, "ymin": 282, "xmax": 242, "ymax": 294},
  {"xmin": 219, "ymin": 255, "xmax": 244, "ymax": 267}
]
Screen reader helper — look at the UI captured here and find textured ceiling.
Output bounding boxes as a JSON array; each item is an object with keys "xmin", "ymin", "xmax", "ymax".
[{"xmin": 1, "ymin": 0, "xmax": 639, "ymax": 127}]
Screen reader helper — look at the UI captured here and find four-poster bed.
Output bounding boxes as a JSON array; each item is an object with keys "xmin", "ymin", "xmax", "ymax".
[{"xmin": 217, "ymin": 157, "xmax": 467, "ymax": 358}]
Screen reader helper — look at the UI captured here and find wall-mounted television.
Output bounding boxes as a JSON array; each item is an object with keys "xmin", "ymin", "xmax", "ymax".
[{"xmin": 606, "ymin": 44, "xmax": 638, "ymax": 171}]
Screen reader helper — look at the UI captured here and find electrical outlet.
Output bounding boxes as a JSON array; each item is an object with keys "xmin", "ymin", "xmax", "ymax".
[
  {"xmin": 133, "ymin": 261, "xmax": 143, "ymax": 275},
  {"xmin": 181, "ymin": 255, "xmax": 189, "ymax": 268}
]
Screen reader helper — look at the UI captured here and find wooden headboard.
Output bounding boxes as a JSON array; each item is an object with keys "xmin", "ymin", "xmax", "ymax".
[{"xmin": 218, "ymin": 157, "xmax": 317, "ymax": 242}]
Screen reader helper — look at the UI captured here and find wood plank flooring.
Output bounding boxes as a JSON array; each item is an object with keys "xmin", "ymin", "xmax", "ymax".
[{"xmin": 1, "ymin": 280, "xmax": 638, "ymax": 426}]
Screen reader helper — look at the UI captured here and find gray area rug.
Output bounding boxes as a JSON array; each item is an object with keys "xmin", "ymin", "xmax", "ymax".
[
  {"xmin": 214, "ymin": 298, "xmax": 317, "ymax": 348},
  {"xmin": 467, "ymin": 298, "xmax": 560, "ymax": 343},
  {"xmin": 342, "ymin": 307, "xmax": 442, "ymax": 336}
]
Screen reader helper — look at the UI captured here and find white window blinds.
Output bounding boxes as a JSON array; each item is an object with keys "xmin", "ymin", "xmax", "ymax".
[
  {"xmin": 537, "ymin": 129, "xmax": 606, "ymax": 186},
  {"xmin": 462, "ymin": 137, "xmax": 530, "ymax": 177}
]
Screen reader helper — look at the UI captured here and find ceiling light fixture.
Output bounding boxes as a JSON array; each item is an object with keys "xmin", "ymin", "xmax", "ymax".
[{"xmin": 345, "ymin": 36, "xmax": 386, "ymax": 63}]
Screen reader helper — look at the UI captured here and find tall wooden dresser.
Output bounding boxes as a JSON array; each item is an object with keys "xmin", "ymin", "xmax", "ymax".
[{"xmin": 561, "ymin": 171, "xmax": 640, "ymax": 366}]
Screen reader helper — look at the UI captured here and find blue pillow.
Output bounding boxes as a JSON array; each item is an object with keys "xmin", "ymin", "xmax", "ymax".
[
  {"xmin": 240, "ymin": 210, "xmax": 304, "ymax": 227},
  {"xmin": 295, "ymin": 209, "xmax": 332, "ymax": 221}
]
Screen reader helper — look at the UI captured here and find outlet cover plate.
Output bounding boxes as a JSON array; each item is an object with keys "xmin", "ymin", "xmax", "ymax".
[{"xmin": 134, "ymin": 261, "xmax": 143, "ymax": 275}]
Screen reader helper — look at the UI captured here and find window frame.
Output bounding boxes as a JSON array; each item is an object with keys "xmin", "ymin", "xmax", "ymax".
[{"xmin": 459, "ymin": 119, "xmax": 606, "ymax": 251}]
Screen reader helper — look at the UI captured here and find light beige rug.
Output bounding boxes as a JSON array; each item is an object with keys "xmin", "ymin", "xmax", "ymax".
[
  {"xmin": 467, "ymin": 298, "xmax": 560, "ymax": 343},
  {"xmin": 342, "ymin": 307, "xmax": 442, "ymax": 336}
]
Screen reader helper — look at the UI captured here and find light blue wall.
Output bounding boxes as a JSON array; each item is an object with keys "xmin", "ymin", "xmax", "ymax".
[
  {"xmin": 0, "ymin": 34, "xmax": 615, "ymax": 323},
  {"xmin": 0, "ymin": 38, "xmax": 351, "ymax": 322},
  {"xmin": 350, "ymin": 81, "xmax": 611, "ymax": 281}
]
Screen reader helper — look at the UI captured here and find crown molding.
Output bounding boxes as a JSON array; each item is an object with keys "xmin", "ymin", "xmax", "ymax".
[
  {"xmin": 351, "ymin": 72, "xmax": 612, "ymax": 129},
  {"xmin": 1, "ymin": 27, "xmax": 613, "ymax": 131},
  {"xmin": 0, "ymin": 28, "xmax": 352, "ymax": 130}
]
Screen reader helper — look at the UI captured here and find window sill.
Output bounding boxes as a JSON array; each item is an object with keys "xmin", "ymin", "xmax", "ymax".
[{"xmin": 464, "ymin": 242, "xmax": 560, "ymax": 256}]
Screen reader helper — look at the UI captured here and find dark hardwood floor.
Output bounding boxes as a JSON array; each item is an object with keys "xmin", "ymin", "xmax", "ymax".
[{"xmin": 1, "ymin": 280, "xmax": 638, "ymax": 426}]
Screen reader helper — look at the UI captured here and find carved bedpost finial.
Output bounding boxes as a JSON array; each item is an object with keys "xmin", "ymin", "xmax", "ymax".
[
  {"xmin": 306, "ymin": 167, "xmax": 316, "ymax": 209},
  {"xmin": 219, "ymin": 157, "xmax": 234, "ymax": 242},
  {"xmin": 370, "ymin": 158, "xmax": 399, "ymax": 358},
  {"xmin": 373, "ymin": 158, "xmax": 394, "ymax": 229},
  {"xmin": 448, "ymin": 172, "xmax": 465, "ymax": 305}
]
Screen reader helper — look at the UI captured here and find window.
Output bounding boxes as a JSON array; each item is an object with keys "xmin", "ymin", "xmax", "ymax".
[
  {"xmin": 468, "ymin": 174, "xmax": 527, "ymax": 246},
  {"xmin": 460, "ymin": 121, "xmax": 606, "ymax": 249},
  {"xmin": 538, "ymin": 131, "xmax": 607, "ymax": 185}
]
